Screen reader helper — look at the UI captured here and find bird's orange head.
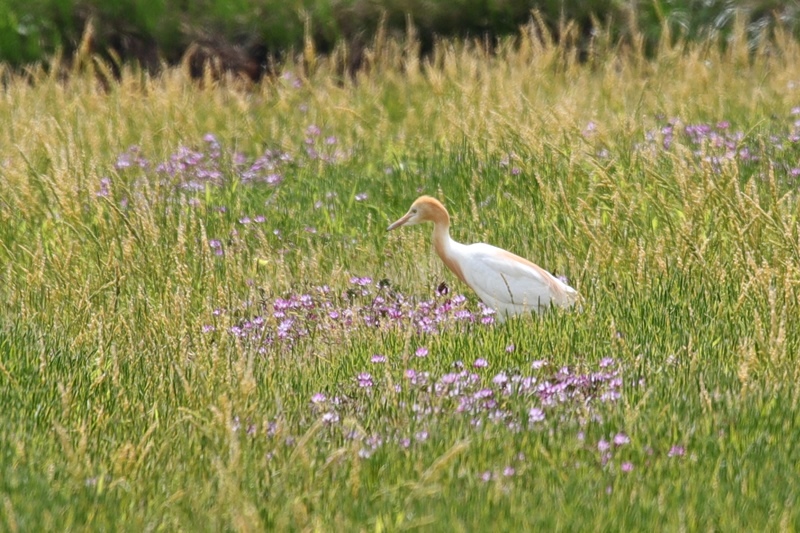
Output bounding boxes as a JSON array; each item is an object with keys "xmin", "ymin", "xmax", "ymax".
[{"xmin": 387, "ymin": 195, "xmax": 450, "ymax": 231}]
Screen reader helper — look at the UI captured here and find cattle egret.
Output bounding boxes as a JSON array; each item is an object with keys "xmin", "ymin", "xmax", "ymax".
[{"xmin": 387, "ymin": 195, "xmax": 579, "ymax": 318}]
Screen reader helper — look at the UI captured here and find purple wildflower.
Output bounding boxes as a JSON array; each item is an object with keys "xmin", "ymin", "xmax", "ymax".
[
  {"xmin": 474, "ymin": 388, "xmax": 493, "ymax": 399},
  {"xmin": 528, "ymin": 407, "xmax": 545, "ymax": 423},
  {"xmin": 311, "ymin": 393, "xmax": 326, "ymax": 404},
  {"xmin": 668, "ymin": 445, "xmax": 686, "ymax": 457},
  {"xmin": 492, "ymin": 372, "xmax": 509, "ymax": 386},
  {"xmin": 321, "ymin": 411, "xmax": 339, "ymax": 424},
  {"xmin": 96, "ymin": 177, "xmax": 111, "ymax": 197}
]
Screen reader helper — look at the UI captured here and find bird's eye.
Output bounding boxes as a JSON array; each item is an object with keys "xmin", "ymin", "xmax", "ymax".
[{"xmin": 411, "ymin": 208, "xmax": 418, "ymax": 214}]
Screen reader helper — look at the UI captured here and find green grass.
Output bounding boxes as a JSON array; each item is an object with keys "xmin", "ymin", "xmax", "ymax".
[{"xmin": 2, "ymin": 23, "xmax": 800, "ymax": 530}]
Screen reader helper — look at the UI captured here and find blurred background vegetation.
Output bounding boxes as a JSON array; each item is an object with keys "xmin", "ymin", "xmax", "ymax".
[{"xmin": 1, "ymin": 0, "xmax": 798, "ymax": 78}]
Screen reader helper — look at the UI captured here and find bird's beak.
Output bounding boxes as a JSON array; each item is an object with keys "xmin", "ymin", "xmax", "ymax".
[{"xmin": 387, "ymin": 212, "xmax": 412, "ymax": 231}]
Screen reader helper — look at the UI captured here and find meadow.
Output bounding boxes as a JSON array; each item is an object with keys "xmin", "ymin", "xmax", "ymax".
[{"xmin": 1, "ymin": 21, "xmax": 800, "ymax": 531}]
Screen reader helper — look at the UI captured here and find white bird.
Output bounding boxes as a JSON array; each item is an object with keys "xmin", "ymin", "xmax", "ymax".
[{"xmin": 387, "ymin": 195, "xmax": 579, "ymax": 319}]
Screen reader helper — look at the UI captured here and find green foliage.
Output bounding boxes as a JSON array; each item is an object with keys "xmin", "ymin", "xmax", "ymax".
[
  {"xmin": 1, "ymin": 23, "xmax": 800, "ymax": 530},
  {"xmin": 1, "ymin": 1, "xmax": 800, "ymax": 68},
  {"xmin": 0, "ymin": 0, "xmax": 72, "ymax": 65}
]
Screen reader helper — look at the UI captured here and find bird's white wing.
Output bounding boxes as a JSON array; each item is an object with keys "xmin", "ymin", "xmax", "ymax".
[{"xmin": 456, "ymin": 243, "xmax": 577, "ymax": 315}]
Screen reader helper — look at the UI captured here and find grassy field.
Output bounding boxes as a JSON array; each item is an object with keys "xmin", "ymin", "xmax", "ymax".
[{"xmin": 2, "ymin": 22, "xmax": 800, "ymax": 530}]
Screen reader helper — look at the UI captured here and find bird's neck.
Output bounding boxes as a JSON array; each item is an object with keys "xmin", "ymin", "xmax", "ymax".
[{"xmin": 432, "ymin": 222, "xmax": 467, "ymax": 283}]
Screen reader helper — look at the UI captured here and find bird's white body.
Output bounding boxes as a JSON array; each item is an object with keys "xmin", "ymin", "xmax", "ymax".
[
  {"xmin": 446, "ymin": 241, "xmax": 578, "ymax": 317},
  {"xmin": 388, "ymin": 195, "xmax": 579, "ymax": 319}
]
